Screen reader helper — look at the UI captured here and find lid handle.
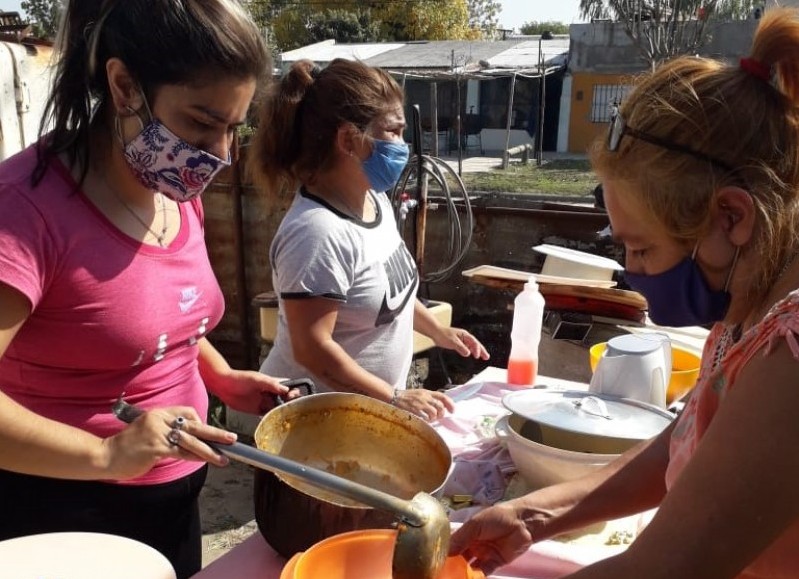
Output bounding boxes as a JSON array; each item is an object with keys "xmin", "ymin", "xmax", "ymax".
[{"xmin": 574, "ymin": 395, "xmax": 612, "ymax": 420}]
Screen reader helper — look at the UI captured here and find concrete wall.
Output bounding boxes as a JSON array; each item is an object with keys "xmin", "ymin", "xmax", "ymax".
[
  {"xmin": 565, "ymin": 20, "xmax": 758, "ymax": 152},
  {"xmin": 569, "ymin": 20, "xmax": 757, "ymax": 74}
]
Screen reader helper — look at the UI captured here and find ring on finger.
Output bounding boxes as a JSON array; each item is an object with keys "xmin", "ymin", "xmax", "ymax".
[
  {"xmin": 166, "ymin": 428, "xmax": 182, "ymax": 447},
  {"xmin": 172, "ymin": 416, "xmax": 186, "ymax": 430}
]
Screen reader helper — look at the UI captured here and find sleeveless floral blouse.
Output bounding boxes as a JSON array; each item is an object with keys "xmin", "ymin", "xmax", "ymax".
[{"xmin": 665, "ymin": 290, "xmax": 799, "ymax": 578}]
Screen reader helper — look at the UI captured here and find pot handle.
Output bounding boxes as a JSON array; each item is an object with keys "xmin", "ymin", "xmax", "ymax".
[
  {"xmin": 574, "ymin": 395, "xmax": 612, "ymax": 420},
  {"xmin": 274, "ymin": 378, "xmax": 316, "ymax": 405},
  {"xmin": 494, "ymin": 414, "xmax": 511, "ymax": 444}
]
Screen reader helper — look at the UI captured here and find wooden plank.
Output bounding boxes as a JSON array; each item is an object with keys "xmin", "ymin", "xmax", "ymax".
[{"xmin": 467, "ymin": 275, "xmax": 647, "ymax": 310}]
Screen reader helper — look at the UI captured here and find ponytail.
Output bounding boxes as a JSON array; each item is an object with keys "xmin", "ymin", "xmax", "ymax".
[
  {"xmin": 249, "ymin": 60, "xmax": 318, "ymax": 196},
  {"xmin": 749, "ymin": 8, "xmax": 799, "ymax": 103}
]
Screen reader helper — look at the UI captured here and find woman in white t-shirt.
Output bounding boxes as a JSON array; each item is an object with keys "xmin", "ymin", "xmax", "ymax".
[{"xmin": 251, "ymin": 59, "xmax": 489, "ymax": 420}]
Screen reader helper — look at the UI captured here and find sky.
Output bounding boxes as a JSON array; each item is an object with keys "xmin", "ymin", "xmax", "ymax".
[
  {"xmin": 1, "ymin": 0, "xmax": 586, "ymax": 31},
  {"xmin": 498, "ymin": 0, "xmax": 586, "ymax": 30},
  {"xmin": 1, "ymin": 1, "xmax": 22, "ymax": 13}
]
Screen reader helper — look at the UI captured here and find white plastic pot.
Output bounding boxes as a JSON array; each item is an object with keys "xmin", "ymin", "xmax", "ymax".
[{"xmin": 496, "ymin": 413, "xmax": 619, "ymax": 490}]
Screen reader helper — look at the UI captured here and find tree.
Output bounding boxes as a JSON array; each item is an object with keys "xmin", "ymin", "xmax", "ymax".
[
  {"xmin": 520, "ymin": 21, "xmax": 570, "ymax": 35},
  {"xmin": 256, "ymin": 0, "xmax": 477, "ymax": 51},
  {"xmin": 20, "ymin": 0, "xmax": 62, "ymax": 39},
  {"xmin": 375, "ymin": 0, "xmax": 476, "ymax": 42},
  {"xmin": 467, "ymin": 0, "xmax": 502, "ymax": 36},
  {"xmin": 578, "ymin": 0, "xmax": 755, "ymax": 69},
  {"xmin": 307, "ymin": 9, "xmax": 383, "ymax": 45}
]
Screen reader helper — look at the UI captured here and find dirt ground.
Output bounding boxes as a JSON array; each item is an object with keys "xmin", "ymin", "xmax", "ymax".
[{"xmin": 200, "ymin": 461, "xmax": 260, "ymax": 568}]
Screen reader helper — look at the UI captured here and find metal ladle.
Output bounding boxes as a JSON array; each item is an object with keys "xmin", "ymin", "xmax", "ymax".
[{"xmin": 112, "ymin": 399, "xmax": 449, "ymax": 579}]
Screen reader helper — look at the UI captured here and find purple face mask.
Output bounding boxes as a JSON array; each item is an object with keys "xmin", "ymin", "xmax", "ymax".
[
  {"xmin": 624, "ymin": 246, "xmax": 739, "ymax": 327},
  {"xmin": 118, "ymin": 109, "xmax": 230, "ymax": 202}
]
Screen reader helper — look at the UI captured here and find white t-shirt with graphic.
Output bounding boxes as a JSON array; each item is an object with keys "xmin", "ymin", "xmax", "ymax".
[{"xmin": 261, "ymin": 188, "xmax": 418, "ymax": 392}]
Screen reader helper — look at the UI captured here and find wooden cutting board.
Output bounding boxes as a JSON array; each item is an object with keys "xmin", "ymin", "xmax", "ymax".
[
  {"xmin": 467, "ymin": 275, "xmax": 648, "ymax": 311},
  {"xmin": 538, "ymin": 283, "xmax": 648, "ymax": 310}
]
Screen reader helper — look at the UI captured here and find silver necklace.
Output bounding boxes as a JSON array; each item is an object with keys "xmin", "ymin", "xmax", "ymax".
[{"xmin": 104, "ymin": 173, "xmax": 169, "ymax": 247}]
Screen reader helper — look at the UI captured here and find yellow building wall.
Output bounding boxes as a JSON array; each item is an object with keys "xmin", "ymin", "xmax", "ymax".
[{"xmin": 568, "ymin": 72, "xmax": 641, "ymax": 154}]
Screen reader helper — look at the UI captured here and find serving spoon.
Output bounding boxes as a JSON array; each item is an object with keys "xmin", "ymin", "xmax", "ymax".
[{"xmin": 112, "ymin": 398, "xmax": 449, "ymax": 579}]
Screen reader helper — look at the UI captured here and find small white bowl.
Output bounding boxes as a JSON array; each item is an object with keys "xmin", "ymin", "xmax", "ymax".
[{"xmin": 534, "ymin": 244, "xmax": 623, "ymax": 283}]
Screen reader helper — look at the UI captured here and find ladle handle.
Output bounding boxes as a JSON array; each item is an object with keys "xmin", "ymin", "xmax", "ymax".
[
  {"xmin": 111, "ymin": 398, "xmax": 428, "ymax": 527},
  {"xmin": 206, "ymin": 439, "xmax": 428, "ymax": 525}
]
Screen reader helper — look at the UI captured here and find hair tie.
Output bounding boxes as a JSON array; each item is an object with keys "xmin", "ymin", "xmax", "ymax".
[
  {"xmin": 310, "ymin": 65, "xmax": 323, "ymax": 80},
  {"xmin": 740, "ymin": 57, "xmax": 771, "ymax": 83}
]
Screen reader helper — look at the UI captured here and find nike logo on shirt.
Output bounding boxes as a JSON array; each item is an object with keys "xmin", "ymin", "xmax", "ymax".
[
  {"xmin": 376, "ymin": 244, "xmax": 418, "ymax": 326},
  {"xmin": 179, "ymin": 287, "xmax": 203, "ymax": 313}
]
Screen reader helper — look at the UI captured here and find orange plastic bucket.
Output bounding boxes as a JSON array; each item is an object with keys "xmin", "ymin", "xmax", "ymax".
[{"xmin": 279, "ymin": 529, "xmax": 483, "ymax": 579}]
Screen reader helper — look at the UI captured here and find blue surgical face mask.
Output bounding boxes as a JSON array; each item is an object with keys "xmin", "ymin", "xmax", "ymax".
[
  {"xmin": 361, "ymin": 139, "xmax": 409, "ymax": 193},
  {"xmin": 624, "ymin": 245, "xmax": 739, "ymax": 327}
]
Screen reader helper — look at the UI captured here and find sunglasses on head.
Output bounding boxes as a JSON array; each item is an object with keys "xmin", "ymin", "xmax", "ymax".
[{"xmin": 606, "ymin": 111, "xmax": 735, "ymax": 173}]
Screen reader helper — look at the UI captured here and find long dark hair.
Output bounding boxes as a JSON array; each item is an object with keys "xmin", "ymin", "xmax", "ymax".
[{"xmin": 34, "ymin": 0, "xmax": 270, "ymax": 184}]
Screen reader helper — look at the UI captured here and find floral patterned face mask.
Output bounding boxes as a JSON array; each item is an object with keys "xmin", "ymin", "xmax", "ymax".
[{"xmin": 117, "ymin": 103, "xmax": 230, "ymax": 202}]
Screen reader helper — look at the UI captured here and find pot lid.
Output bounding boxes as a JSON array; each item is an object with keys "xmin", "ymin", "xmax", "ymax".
[{"xmin": 502, "ymin": 390, "xmax": 673, "ymax": 441}]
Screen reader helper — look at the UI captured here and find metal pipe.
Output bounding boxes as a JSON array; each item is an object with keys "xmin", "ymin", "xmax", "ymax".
[{"xmin": 502, "ymin": 73, "xmax": 517, "ymax": 169}]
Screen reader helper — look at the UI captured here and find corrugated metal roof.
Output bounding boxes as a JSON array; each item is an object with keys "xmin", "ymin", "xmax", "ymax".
[
  {"xmin": 280, "ymin": 39, "xmax": 403, "ymax": 64},
  {"xmin": 487, "ymin": 37, "xmax": 571, "ymax": 68},
  {"xmin": 364, "ymin": 40, "xmax": 523, "ymax": 69},
  {"xmin": 279, "ymin": 37, "xmax": 571, "ymax": 76}
]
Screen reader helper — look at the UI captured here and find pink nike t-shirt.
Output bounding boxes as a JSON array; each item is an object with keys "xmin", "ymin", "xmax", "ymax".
[{"xmin": 0, "ymin": 145, "xmax": 224, "ymax": 485}]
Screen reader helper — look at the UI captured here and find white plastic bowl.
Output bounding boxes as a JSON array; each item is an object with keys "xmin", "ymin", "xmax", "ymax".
[
  {"xmin": 0, "ymin": 532, "xmax": 176, "ymax": 579},
  {"xmin": 496, "ymin": 413, "xmax": 619, "ymax": 490}
]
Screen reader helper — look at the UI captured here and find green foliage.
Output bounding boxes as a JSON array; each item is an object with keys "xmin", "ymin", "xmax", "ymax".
[
  {"xmin": 20, "ymin": 0, "xmax": 62, "ymax": 39},
  {"xmin": 307, "ymin": 9, "xmax": 382, "ymax": 45},
  {"xmin": 250, "ymin": 0, "xmax": 476, "ymax": 51},
  {"xmin": 461, "ymin": 159, "xmax": 596, "ymax": 196},
  {"xmin": 519, "ymin": 21, "xmax": 570, "ymax": 35},
  {"xmin": 376, "ymin": 0, "xmax": 475, "ymax": 41},
  {"xmin": 467, "ymin": 0, "xmax": 502, "ymax": 35}
]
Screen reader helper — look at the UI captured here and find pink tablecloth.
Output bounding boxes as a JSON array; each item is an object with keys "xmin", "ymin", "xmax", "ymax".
[{"xmin": 192, "ymin": 375, "xmax": 627, "ymax": 579}]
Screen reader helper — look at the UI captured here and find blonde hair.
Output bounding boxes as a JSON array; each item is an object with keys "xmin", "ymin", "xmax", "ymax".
[
  {"xmin": 591, "ymin": 7, "xmax": 799, "ymax": 304},
  {"xmin": 249, "ymin": 59, "xmax": 404, "ymax": 196}
]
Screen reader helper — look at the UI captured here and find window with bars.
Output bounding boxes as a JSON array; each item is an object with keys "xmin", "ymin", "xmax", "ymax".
[{"xmin": 591, "ymin": 84, "xmax": 633, "ymax": 123}]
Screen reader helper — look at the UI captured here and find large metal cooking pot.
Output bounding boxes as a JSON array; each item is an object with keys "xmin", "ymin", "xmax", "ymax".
[{"xmin": 253, "ymin": 392, "xmax": 452, "ymax": 558}]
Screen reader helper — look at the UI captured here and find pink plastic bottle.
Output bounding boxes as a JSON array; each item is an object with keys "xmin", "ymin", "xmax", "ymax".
[{"xmin": 507, "ymin": 277, "xmax": 545, "ymax": 386}]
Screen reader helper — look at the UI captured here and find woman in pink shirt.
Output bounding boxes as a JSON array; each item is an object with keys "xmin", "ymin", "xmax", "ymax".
[
  {"xmin": 0, "ymin": 1, "xmax": 289, "ymax": 576},
  {"xmin": 451, "ymin": 8, "xmax": 799, "ymax": 579}
]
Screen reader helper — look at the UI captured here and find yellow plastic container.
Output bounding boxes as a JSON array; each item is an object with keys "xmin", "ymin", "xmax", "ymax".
[{"xmin": 589, "ymin": 341, "xmax": 701, "ymax": 404}]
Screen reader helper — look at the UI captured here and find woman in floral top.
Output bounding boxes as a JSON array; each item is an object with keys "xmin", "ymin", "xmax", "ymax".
[{"xmin": 450, "ymin": 8, "xmax": 799, "ymax": 579}]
